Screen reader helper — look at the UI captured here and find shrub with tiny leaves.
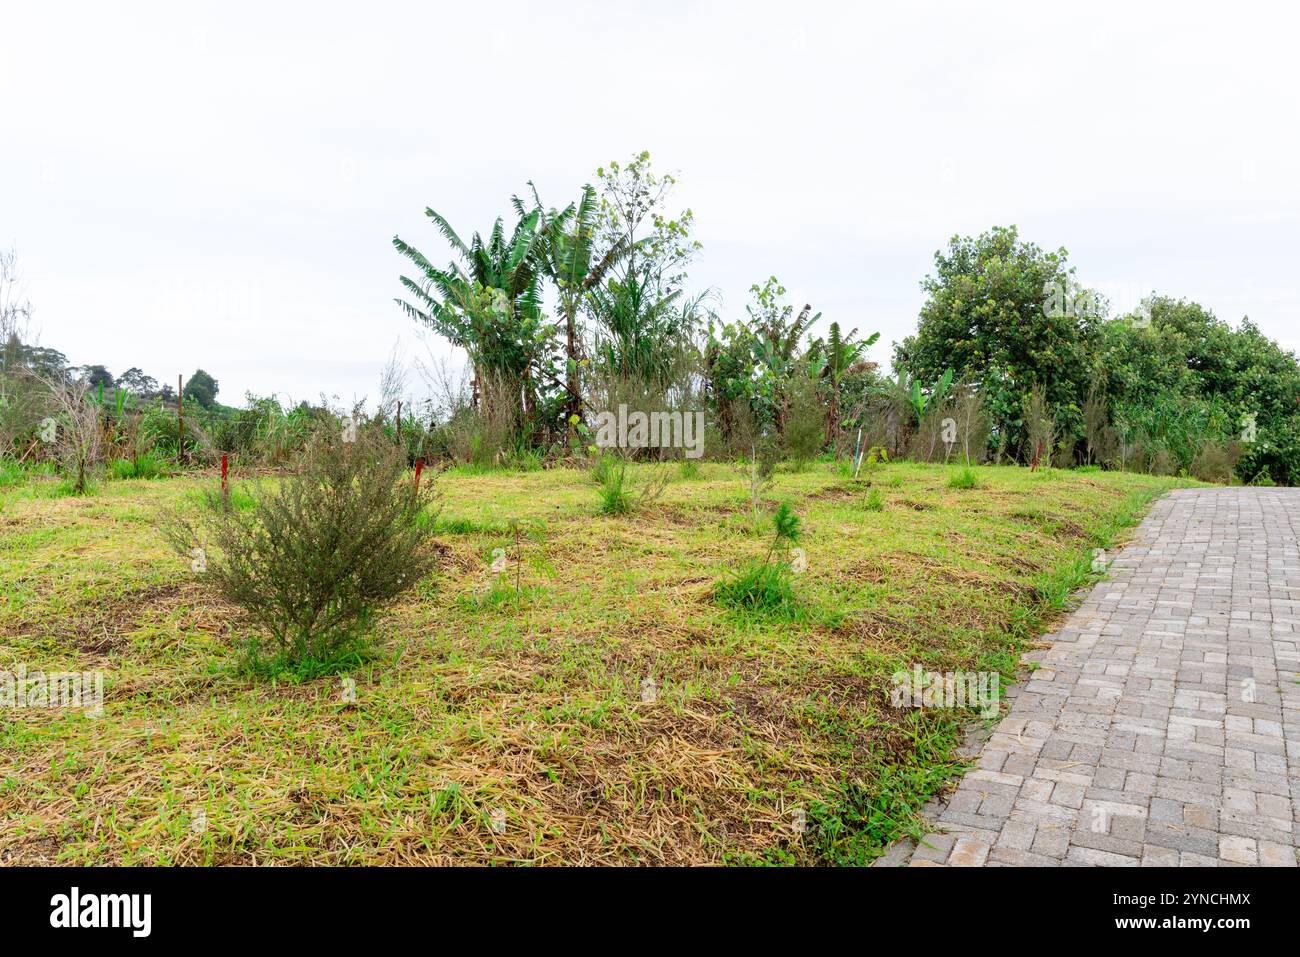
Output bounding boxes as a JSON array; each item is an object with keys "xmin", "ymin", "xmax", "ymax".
[{"xmin": 167, "ymin": 428, "xmax": 440, "ymax": 674}]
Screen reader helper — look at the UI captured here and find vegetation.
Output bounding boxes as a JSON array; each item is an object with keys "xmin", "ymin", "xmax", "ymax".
[
  {"xmin": 164, "ymin": 428, "xmax": 439, "ymax": 675},
  {"xmin": 0, "ymin": 461, "xmax": 1194, "ymax": 864},
  {"xmin": 1, "ymin": 157, "xmax": 1296, "ymax": 867},
  {"xmin": 714, "ymin": 501, "xmax": 803, "ymax": 614}
]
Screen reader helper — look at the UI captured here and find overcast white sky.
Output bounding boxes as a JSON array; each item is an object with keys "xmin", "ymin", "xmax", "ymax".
[{"xmin": 4, "ymin": 0, "xmax": 1297, "ymax": 408}]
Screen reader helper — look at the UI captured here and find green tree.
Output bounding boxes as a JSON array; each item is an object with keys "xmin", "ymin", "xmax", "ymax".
[
  {"xmin": 80, "ymin": 364, "xmax": 115, "ymax": 389},
  {"xmin": 394, "ymin": 206, "xmax": 553, "ymax": 429},
  {"xmin": 586, "ymin": 152, "xmax": 705, "ymax": 402},
  {"xmin": 806, "ymin": 322, "xmax": 879, "ymax": 444},
  {"xmin": 117, "ymin": 367, "xmax": 159, "ymax": 397},
  {"xmin": 522, "ymin": 183, "xmax": 631, "ymax": 435},
  {"xmin": 747, "ymin": 277, "xmax": 818, "ymax": 433},
  {"xmin": 895, "ymin": 226, "xmax": 1097, "ymax": 461},
  {"xmin": 1096, "ymin": 297, "xmax": 1300, "ymax": 484},
  {"xmin": 183, "ymin": 369, "xmax": 219, "ymax": 409}
]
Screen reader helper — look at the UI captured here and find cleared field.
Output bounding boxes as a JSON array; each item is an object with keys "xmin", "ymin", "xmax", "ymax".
[{"xmin": 0, "ymin": 461, "xmax": 1192, "ymax": 865}]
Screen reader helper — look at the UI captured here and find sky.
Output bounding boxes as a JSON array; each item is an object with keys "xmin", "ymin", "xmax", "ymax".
[{"xmin": 3, "ymin": 0, "xmax": 1297, "ymax": 409}]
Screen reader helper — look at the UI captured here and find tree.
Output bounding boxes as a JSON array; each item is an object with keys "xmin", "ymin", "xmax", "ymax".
[
  {"xmin": 79, "ymin": 365, "xmax": 114, "ymax": 388},
  {"xmin": 524, "ymin": 183, "xmax": 632, "ymax": 436},
  {"xmin": 117, "ymin": 367, "xmax": 159, "ymax": 397},
  {"xmin": 746, "ymin": 277, "xmax": 818, "ymax": 433},
  {"xmin": 1095, "ymin": 297, "xmax": 1300, "ymax": 484},
  {"xmin": 807, "ymin": 322, "xmax": 879, "ymax": 444},
  {"xmin": 895, "ymin": 226, "xmax": 1097, "ymax": 461},
  {"xmin": 394, "ymin": 205, "xmax": 553, "ymax": 431},
  {"xmin": 593, "ymin": 152, "xmax": 700, "ymax": 297},
  {"xmin": 704, "ymin": 318, "xmax": 759, "ymax": 449},
  {"xmin": 587, "ymin": 273, "xmax": 703, "ymax": 388},
  {"xmin": 183, "ymin": 369, "xmax": 219, "ymax": 409},
  {"xmin": 586, "ymin": 152, "xmax": 704, "ymax": 395}
]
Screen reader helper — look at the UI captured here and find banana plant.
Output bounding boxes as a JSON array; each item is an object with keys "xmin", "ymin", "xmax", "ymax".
[
  {"xmin": 393, "ymin": 204, "xmax": 552, "ymax": 423},
  {"xmin": 520, "ymin": 182, "xmax": 636, "ymax": 434},
  {"xmin": 909, "ymin": 368, "xmax": 954, "ymax": 423},
  {"xmin": 807, "ymin": 322, "xmax": 880, "ymax": 442}
]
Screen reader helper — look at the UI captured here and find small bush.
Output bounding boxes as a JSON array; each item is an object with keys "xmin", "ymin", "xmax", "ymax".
[
  {"xmin": 948, "ymin": 467, "xmax": 979, "ymax": 489},
  {"xmin": 864, "ymin": 488, "xmax": 884, "ymax": 511},
  {"xmin": 784, "ymin": 365, "xmax": 826, "ymax": 471},
  {"xmin": 589, "ymin": 452, "xmax": 618, "ymax": 486},
  {"xmin": 678, "ymin": 459, "xmax": 702, "ymax": 481},
  {"xmin": 1190, "ymin": 440, "xmax": 1242, "ymax": 484},
  {"xmin": 167, "ymin": 428, "xmax": 439, "ymax": 674}
]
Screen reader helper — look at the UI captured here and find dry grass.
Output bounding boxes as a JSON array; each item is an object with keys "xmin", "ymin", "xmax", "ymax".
[{"xmin": 0, "ymin": 460, "xmax": 1194, "ymax": 865}]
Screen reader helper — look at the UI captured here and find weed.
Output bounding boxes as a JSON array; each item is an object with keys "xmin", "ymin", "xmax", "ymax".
[
  {"xmin": 948, "ymin": 467, "xmax": 979, "ymax": 490},
  {"xmin": 109, "ymin": 451, "xmax": 168, "ymax": 480}
]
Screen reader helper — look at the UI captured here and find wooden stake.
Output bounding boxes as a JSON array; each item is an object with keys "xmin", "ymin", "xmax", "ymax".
[{"xmin": 177, "ymin": 374, "xmax": 185, "ymax": 464}]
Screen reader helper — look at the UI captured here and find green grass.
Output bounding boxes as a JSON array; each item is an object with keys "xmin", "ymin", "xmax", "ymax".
[
  {"xmin": 948, "ymin": 467, "xmax": 979, "ymax": 489},
  {"xmin": 109, "ymin": 452, "xmax": 170, "ymax": 481},
  {"xmin": 714, "ymin": 560, "xmax": 798, "ymax": 615},
  {"xmin": 0, "ymin": 460, "xmax": 1195, "ymax": 865}
]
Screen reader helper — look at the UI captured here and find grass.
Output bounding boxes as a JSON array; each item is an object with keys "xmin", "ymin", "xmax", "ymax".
[
  {"xmin": 948, "ymin": 467, "xmax": 979, "ymax": 489},
  {"xmin": 0, "ymin": 460, "xmax": 1195, "ymax": 865},
  {"xmin": 109, "ymin": 452, "xmax": 169, "ymax": 481}
]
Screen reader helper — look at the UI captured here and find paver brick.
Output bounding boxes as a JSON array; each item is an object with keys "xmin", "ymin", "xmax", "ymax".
[{"xmin": 887, "ymin": 489, "xmax": 1300, "ymax": 868}]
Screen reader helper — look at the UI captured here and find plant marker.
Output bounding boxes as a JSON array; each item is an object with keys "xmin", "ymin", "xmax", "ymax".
[
  {"xmin": 852, "ymin": 428, "xmax": 864, "ymax": 479},
  {"xmin": 221, "ymin": 453, "xmax": 228, "ymax": 493},
  {"xmin": 414, "ymin": 458, "xmax": 424, "ymax": 491}
]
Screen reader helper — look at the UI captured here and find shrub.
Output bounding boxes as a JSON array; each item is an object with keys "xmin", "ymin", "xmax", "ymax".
[
  {"xmin": 167, "ymin": 428, "xmax": 439, "ymax": 674},
  {"xmin": 43, "ymin": 377, "xmax": 103, "ymax": 494},
  {"xmin": 864, "ymin": 488, "xmax": 884, "ymax": 511},
  {"xmin": 783, "ymin": 366, "xmax": 826, "ymax": 470},
  {"xmin": 589, "ymin": 451, "xmax": 618, "ymax": 486},
  {"xmin": 597, "ymin": 458, "xmax": 631, "ymax": 514},
  {"xmin": 1190, "ymin": 439, "xmax": 1242, "ymax": 484}
]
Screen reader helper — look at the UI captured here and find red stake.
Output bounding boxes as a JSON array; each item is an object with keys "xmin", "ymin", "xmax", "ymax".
[
  {"xmin": 414, "ymin": 458, "xmax": 424, "ymax": 491},
  {"xmin": 221, "ymin": 453, "xmax": 229, "ymax": 492}
]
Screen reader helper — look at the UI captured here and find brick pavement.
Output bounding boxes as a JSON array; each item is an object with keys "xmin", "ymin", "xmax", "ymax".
[{"xmin": 876, "ymin": 488, "xmax": 1300, "ymax": 867}]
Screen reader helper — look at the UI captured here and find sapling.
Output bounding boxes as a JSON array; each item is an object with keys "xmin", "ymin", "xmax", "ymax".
[{"xmin": 714, "ymin": 502, "xmax": 803, "ymax": 613}]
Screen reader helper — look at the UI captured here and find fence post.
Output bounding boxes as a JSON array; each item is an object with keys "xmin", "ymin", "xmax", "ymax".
[{"xmin": 177, "ymin": 374, "xmax": 185, "ymax": 464}]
